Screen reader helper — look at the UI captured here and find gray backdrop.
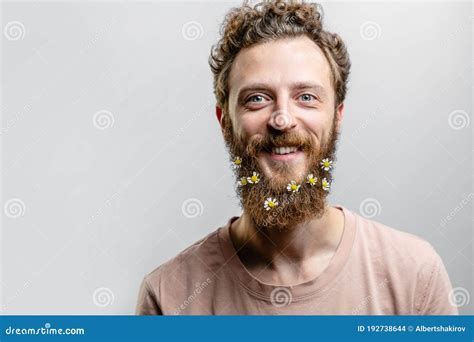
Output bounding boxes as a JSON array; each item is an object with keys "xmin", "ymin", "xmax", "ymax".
[{"xmin": 1, "ymin": 0, "xmax": 472, "ymax": 314}]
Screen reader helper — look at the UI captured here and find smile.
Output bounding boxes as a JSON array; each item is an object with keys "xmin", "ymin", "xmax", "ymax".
[
  {"xmin": 272, "ymin": 146, "xmax": 299, "ymax": 155},
  {"xmin": 265, "ymin": 146, "xmax": 304, "ymax": 162}
]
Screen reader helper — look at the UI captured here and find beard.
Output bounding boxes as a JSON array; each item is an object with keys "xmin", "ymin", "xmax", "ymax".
[{"xmin": 223, "ymin": 113, "xmax": 340, "ymax": 231}]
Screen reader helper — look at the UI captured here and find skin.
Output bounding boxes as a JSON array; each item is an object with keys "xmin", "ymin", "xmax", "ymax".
[{"xmin": 216, "ymin": 35, "xmax": 346, "ymax": 285}]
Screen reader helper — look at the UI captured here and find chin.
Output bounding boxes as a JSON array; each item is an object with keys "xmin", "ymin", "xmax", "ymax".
[{"xmin": 260, "ymin": 167, "xmax": 309, "ymax": 191}]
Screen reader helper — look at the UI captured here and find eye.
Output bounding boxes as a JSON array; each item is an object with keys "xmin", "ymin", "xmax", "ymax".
[
  {"xmin": 246, "ymin": 95, "xmax": 266, "ymax": 103},
  {"xmin": 299, "ymin": 93, "xmax": 316, "ymax": 102}
]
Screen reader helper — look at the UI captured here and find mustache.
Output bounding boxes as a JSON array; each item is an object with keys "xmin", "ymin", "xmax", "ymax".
[{"xmin": 245, "ymin": 131, "xmax": 314, "ymax": 157}]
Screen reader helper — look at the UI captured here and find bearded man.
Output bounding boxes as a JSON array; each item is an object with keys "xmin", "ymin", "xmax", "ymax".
[{"xmin": 136, "ymin": 0, "xmax": 457, "ymax": 315}]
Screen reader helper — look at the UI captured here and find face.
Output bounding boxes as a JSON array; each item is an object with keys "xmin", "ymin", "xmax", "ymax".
[{"xmin": 219, "ymin": 35, "xmax": 344, "ymax": 229}]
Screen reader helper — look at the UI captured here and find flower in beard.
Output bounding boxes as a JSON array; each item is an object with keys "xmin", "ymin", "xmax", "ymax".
[
  {"xmin": 237, "ymin": 177, "xmax": 248, "ymax": 186},
  {"xmin": 306, "ymin": 173, "xmax": 317, "ymax": 186},
  {"xmin": 232, "ymin": 156, "xmax": 242, "ymax": 169},
  {"xmin": 320, "ymin": 158, "xmax": 333, "ymax": 171},
  {"xmin": 221, "ymin": 110, "xmax": 340, "ymax": 229},
  {"xmin": 264, "ymin": 197, "xmax": 279, "ymax": 211},
  {"xmin": 321, "ymin": 177, "xmax": 331, "ymax": 191},
  {"xmin": 286, "ymin": 180, "xmax": 301, "ymax": 193},
  {"xmin": 247, "ymin": 171, "xmax": 260, "ymax": 184}
]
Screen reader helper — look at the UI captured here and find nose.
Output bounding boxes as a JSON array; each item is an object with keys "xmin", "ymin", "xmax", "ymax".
[{"xmin": 268, "ymin": 109, "xmax": 297, "ymax": 132}]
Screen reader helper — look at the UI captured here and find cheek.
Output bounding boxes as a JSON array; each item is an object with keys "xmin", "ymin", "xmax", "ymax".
[
  {"xmin": 304, "ymin": 107, "xmax": 335, "ymax": 133},
  {"xmin": 236, "ymin": 115, "xmax": 267, "ymax": 139},
  {"xmin": 302, "ymin": 116, "xmax": 329, "ymax": 142},
  {"xmin": 302, "ymin": 108, "xmax": 331, "ymax": 126}
]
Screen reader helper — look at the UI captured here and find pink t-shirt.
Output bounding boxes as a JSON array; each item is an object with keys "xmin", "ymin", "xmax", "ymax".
[{"xmin": 135, "ymin": 204, "xmax": 458, "ymax": 315}]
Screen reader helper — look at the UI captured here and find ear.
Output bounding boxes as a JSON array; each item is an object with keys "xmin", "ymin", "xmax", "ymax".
[
  {"xmin": 216, "ymin": 105, "xmax": 224, "ymax": 129},
  {"xmin": 335, "ymin": 102, "xmax": 344, "ymax": 134}
]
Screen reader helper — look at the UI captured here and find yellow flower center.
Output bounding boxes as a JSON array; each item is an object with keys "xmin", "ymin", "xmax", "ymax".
[
  {"xmin": 291, "ymin": 184, "xmax": 298, "ymax": 190},
  {"xmin": 309, "ymin": 178, "xmax": 315, "ymax": 184},
  {"xmin": 251, "ymin": 176, "xmax": 258, "ymax": 182},
  {"xmin": 234, "ymin": 159, "xmax": 241, "ymax": 165},
  {"xmin": 268, "ymin": 201, "xmax": 275, "ymax": 208}
]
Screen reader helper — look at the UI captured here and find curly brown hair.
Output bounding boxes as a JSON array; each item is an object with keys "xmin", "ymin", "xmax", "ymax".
[{"xmin": 208, "ymin": 0, "xmax": 351, "ymax": 117}]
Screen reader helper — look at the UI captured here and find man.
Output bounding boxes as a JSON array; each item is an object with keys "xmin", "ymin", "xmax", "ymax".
[{"xmin": 136, "ymin": 0, "xmax": 458, "ymax": 315}]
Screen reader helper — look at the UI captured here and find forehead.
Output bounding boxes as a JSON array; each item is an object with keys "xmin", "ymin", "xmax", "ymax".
[{"xmin": 228, "ymin": 35, "xmax": 333, "ymax": 99}]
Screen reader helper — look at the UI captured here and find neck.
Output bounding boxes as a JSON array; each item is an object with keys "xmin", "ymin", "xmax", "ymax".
[{"xmin": 231, "ymin": 204, "xmax": 344, "ymax": 268}]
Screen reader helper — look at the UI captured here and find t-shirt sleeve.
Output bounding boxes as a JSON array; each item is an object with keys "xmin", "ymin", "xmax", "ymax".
[
  {"xmin": 417, "ymin": 250, "xmax": 459, "ymax": 315},
  {"xmin": 135, "ymin": 276, "xmax": 163, "ymax": 315}
]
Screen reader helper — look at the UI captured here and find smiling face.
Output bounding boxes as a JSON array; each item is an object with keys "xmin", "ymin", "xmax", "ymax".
[
  {"xmin": 227, "ymin": 35, "xmax": 343, "ymax": 185},
  {"xmin": 219, "ymin": 35, "xmax": 345, "ymax": 229}
]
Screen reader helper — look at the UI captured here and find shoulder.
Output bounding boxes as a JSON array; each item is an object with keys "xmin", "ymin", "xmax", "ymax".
[
  {"xmin": 136, "ymin": 226, "xmax": 226, "ymax": 315},
  {"xmin": 350, "ymin": 209, "xmax": 445, "ymax": 293},
  {"xmin": 352, "ymin": 210, "xmax": 439, "ymax": 263},
  {"xmin": 143, "ymin": 227, "xmax": 223, "ymax": 296},
  {"xmin": 346, "ymin": 208, "xmax": 457, "ymax": 314},
  {"xmin": 351, "ymin": 210, "xmax": 457, "ymax": 312}
]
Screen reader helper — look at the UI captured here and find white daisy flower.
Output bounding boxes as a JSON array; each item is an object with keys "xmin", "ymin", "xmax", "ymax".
[
  {"xmin": 264, "ymin": 198, "xmax": 279, "ymax": 211},
  {"xmin": 321, "ymin": 177, "xmax": 331, "ymax": 191},
  {"xmin": 247, "ymin": 171, "xmax": 260, "ymax": 184},
  {"xmin": 286, "ymin": 180, "xmax": 301, "ymax": 193},
  {"xmin": 306, "ymin": 173, "xmax": 317, "ymax": 186},
  {"xmin": 320, "ymin": 158, "xmax": 333, "ymax": 171},
  {"xmin": 237, "ymin": 177, "xmax": 248, "ymax": 186},
  {"xmin": 233, "ymin": 156, "xmax": 242, "ymax": 169}
]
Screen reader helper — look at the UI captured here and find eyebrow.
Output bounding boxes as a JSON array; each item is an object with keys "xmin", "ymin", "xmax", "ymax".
[{"xmin": 237, "ymin": 81, "xmax": 328, "ymax": 102}]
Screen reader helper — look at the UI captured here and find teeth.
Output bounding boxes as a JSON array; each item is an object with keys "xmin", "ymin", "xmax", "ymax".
[{"xmin": 272, "ymin": 146, "xmax": 298, "ymax": 155}]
